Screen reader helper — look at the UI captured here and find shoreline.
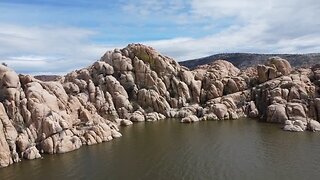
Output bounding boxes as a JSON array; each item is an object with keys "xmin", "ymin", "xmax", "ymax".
[
  {"xmin": 0, "ymin": 43, "xmax": 319, "ymax": 168},
  {"xmin": 2, "ymin": 118, "xmax": 320, "ymax": 180}
]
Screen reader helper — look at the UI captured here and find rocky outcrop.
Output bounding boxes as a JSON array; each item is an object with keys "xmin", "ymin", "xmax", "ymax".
[
  {"xmin": 0, "ymin": 43, "xmax": 319, "ymax": 168},
  {"xmin": 0, "ymin": 63, "xmax": 120, "ymax": 167},
  {"xmin": 257, "ymin": 57, "xmax": 292, "ymax": 83},
  {"xmin": 253, "ymin": 59, "xmax": 319, "ymax": 132}
]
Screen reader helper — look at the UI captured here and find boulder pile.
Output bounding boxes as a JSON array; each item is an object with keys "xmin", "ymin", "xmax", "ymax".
[{"xmin": 0, "ymin": 43, "xmax": 319, "ymax": 168}]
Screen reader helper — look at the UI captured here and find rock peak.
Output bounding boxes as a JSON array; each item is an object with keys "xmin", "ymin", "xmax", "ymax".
[{"xmin": 0, "ymin": 44, "xmax": 319, "ymax": 168}]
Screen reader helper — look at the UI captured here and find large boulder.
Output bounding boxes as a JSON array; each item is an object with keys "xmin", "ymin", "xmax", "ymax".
[
  {"xmin": 130, "ymin": 111, "xmax": 145, "ymax": 122},
  {"xmin": 212, "ymin": 103, "xmax": 229, "ymax": 120},
  {"xmin": 120, "ymin": 119, "xmax": 133, "ymax": 126},
  {"xmin": 257, "ymin": 57, "xmax": 292, "ymax": 83},
  {"xmin": 283, "ymin": 120, "xmax": 306, "ymax": 132},
  {"xmin": 137, "ymin": 89, "xmax": 170, "ymax": 114},
  {"xmin": 286, "ymin": 103, "xmax": 307, "ymax": 122},
  {"xmin": 22, "ymin": 146, "xmax": 41, "ymax": 160},
  {"xmin": 208, "ymin": 60, "xmax": 240, "ymax": 78},
  {"xmin": 92, "ymin": 61, "xmax": 114, "ymax": 75},
  {"xmin": 247, "ymin": 101, "xmax": 259, "ymax": 118},
  {"xmin": 266, "ymin": 104, "xmax": 288, "ymax": 123},
  {"xmin": 181, "ymin": 115, "xmax": 199, "ymax": 123},
  {"xmin": 308, "ymin": 120, "xmax": 320, "ymax": 132},
  {"xmin": 267, "ymin": 57, "xmax": 292, "ymax": 76},
  {"xmin": 194, "ymin": 60, "xmax": 240, "ymax": 80},
  {"xmin": 145, "ymin": 112, "xmax": 166, "ymax": 122}
]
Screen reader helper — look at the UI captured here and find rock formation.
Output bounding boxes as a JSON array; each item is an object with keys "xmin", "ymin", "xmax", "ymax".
[{"xmin": 0, "ymin": 43, "xmax": 319, "ymax": 168}]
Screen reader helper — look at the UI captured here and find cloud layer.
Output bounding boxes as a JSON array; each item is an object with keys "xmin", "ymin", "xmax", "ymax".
[
  {"xmin": 147, "ymin": 0, "xmax": 320, "ymax": 60},
  {"xmin": 0, "ymin": 24, "xmax": 114, "ymax": 74},
  {"xmin": 0, "ymin": 0, "xmax": 319, "ymax": 74}
]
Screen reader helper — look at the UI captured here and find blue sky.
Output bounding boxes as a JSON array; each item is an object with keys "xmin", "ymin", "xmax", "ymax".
[{"xmin": 0, "ymin": 0, "xmax": 320, "ymax": 74}]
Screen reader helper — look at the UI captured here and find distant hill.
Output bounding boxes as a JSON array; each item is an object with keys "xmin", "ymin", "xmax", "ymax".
[
  {"xmin": 179, "ymin": 53, "xmax": 320, "ymax": 69},
  {"xmin": 34, "ymin": 75, "xmax": 61, "ymax": 81}
]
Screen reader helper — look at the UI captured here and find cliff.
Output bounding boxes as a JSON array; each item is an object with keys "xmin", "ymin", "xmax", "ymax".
[{"xmin": 0, "ymin": 44, "xmax": 320, "ymax": 168}]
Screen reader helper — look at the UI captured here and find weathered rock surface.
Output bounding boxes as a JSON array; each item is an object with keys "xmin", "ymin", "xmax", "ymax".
[
  {"xmin": 181, "ymin": 115, "xmax": 199, "ymax": 123},
  {"xmin": 22, "ymin": 146, "xmax": 41, "ymax": 160},
  {"xmin": 0, "ymin": 44, "xmax": 319, "ymax": 168},
  {"xmin": 257, "ymin": 57, "xmax": 292, "ymax": 83}
]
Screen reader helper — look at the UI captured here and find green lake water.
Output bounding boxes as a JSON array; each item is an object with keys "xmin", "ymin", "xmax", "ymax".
[{"xmin": 1, "ymin": 119, "xmax": 320, "ymax": 180}]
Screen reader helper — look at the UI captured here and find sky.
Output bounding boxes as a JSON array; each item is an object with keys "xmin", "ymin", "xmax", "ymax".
[{"xmin": 0, "ymin": 0, "xmax": 320, "ymax": 75}]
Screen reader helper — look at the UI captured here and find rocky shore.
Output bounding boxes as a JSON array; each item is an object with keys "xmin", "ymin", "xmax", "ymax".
[{"xmin": 1, "ymin": 44, "xmax": 320, "ymax": 168}]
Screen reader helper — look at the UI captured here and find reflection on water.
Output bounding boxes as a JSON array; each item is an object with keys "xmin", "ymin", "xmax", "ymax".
[{"xmin": 1, "ymin": 119, "xmax": 320, "ymax": 180}]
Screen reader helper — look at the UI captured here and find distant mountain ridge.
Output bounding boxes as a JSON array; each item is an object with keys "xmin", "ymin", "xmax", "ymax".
[
  {"xmin": 34, "ymin": 75, "xmax": 61, "ymax": 81},
  {"xmin": 179, "ymin": 53, "xmax": 320, "ymax": 69}
]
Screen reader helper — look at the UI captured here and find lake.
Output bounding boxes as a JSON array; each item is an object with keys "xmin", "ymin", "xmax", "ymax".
[{"xmin": 1, "ymin": 119, "xmax": 320, "ymax": 180}]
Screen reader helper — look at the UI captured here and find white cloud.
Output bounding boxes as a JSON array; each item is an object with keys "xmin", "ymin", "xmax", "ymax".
[
  {"xmin": 121, "ymin": 0, "xmax": 187, "ymax": 17},
  {"xmin": 1, "ymin": 0, "xmax": 320, "ymax": 75},
  {"xmin": 145, "ymin": 0, "xmax": 320, "ymax": 60},
  {"xmin": 145, "ymin": 23, "xmax": 269, "ymax": 60},
  {"xmin": 0, "ymin": 24, "xmax": 118, "ymax": 75}
]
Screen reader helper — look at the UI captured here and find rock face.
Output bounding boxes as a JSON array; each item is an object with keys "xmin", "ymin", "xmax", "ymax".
[
  {"xmin": 0, "ymin": 60, "xmax": 120, "ymax": 167},
  {"xmin": 0, "ymin": 43, "xmax": 319, "ymax": 168}
]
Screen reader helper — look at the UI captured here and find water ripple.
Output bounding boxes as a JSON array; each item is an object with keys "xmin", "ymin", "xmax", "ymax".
[{"xmin": 1, "ymin": 119, "xmax": 320, "ymax": 180}]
